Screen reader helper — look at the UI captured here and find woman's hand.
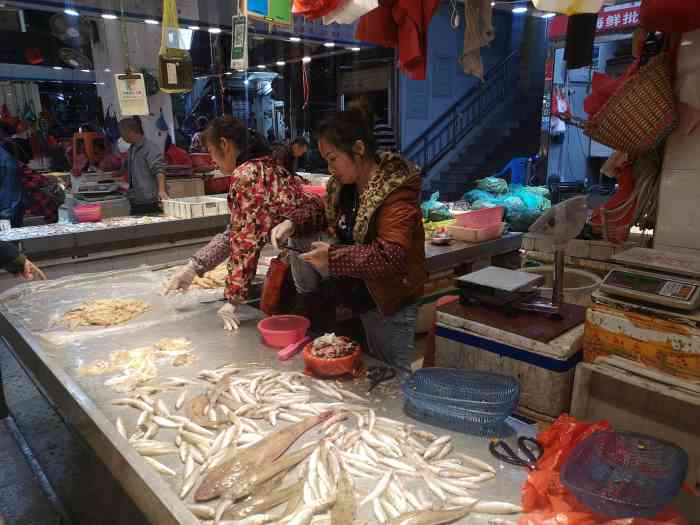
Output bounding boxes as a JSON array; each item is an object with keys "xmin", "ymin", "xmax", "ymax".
[
  {"xmin": 22, "ymin": 259, "xmax": 46, "ymax": 281},
  {"xmin": 300, "ymin": 242, "xmax": 330, "ymax": 274},
  {"xmin": 164, "ymin": 262, "xmax": 197, "ymax": 294},
  {"xmin": 271, "ymin": 220, "xmax": 295, "ymax": 250},
  {"xmin": 218, "ymin": 302, "xmax": 240, "ymax": 331}
]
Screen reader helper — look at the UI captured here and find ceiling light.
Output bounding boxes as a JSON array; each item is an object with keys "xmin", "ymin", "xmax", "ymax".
[
  {"xmin": 104, "ymin": 68, "xmax": 111, "ymax": 72},
  {"xmin": 541, "ymin": 12, "xmax": 556, "ymax": 18},
  {"xmin": 210, "ymin": 95, "xmax": 216, "ymax": 100},
  {"xmin": 188, "ymin": 25, "xmax": 200, "ymax": 30},
  {"xmin": 64, "ymin": 8, "xmax": 79, "ymax": 16},
  {"xmin": 349, "ymin": 47, "xmax": 361, "ymax": 52},
  {"xmin": 101, "ymin": 13, "xmax": 118, "ymax": 20},
  {"xmin": 81, "ymin": 69, "xmax": 90, "ymax": 73},
  {"xmin": 512, "ymin": 6, "xmax": 527, "ymax": 13},
  {"xmin": 208, "ymin": 27, "xmax": 222, "ymax": 34},
  {"xmin": 491, "ymin": 1, "xmax": 495, "ymax": 5},
  {"xmin": 276, "ymin": 61, "xmax": 286, "ymax": 66},
  {"xmin": 302, "ymin": 56, "xmax": 311, "ymax": 63},
  {"xmin": 323, "ymin": 42, "xmax": 335, "ymax": 48},
  {"xmin": 257, "ymin": 65, "xmax": 266, "ymax": 69},
  {"xmin": 144, "ymin": 19, "xmax": 159, "ymax": 25},
  {"xmin": 244, "ymin": 79, "xmax": 249, "ymax": 85},
  {"xmin": 681, "ymin": 40, "xmax": 693, "ymax": 47},
  {"xmin": 225, "ymin": 71, "xmax": 233, "ymax": 75},
  {"xmin": 53, "ymin": 66, "xmax": 63, "ymax": 70},
  {"xmin": 289, "ymin": 37, "xmax": 301, "ymax": 42}
]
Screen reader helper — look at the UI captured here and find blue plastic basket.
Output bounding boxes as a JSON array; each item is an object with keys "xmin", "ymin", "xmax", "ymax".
[
  {"xmin": 560, "ymin": 431, "xmax": 688, "ymax": 519},
  {"xmin": 402, "ymin": 369, "xmax": 519, "ymax": 435}
]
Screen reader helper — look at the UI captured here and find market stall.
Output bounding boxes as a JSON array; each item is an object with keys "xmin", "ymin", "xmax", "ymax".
[{"xmin": 0, "ymin": 267, "xmax": 528, "ymax": 525}]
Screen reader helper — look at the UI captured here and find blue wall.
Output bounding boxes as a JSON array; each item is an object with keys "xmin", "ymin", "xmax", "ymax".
[{"xmin": 399, "ymin": 7, "xmax": 525, "ymax": 149}]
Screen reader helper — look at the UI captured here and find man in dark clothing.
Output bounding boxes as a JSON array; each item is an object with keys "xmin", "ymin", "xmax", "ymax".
[
  {"xmin": 0, "ymin": 241, "xmax": 45, "ymax": 280},
  {"xmin": 119, "ymin": 117, "xmax": 168, "ymax": 215},
  {"xmin": 290, "ymin": 136, "xmax": 309, "ymax": 172}
]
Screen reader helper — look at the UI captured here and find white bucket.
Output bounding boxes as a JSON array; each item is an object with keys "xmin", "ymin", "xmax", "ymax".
[{"xmin": 523, "ymin": 265, "xmax": 601, "ymax": 307}]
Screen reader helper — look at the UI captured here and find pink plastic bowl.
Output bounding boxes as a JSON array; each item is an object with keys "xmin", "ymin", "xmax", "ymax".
[
  {"xmin": 454, "ymin": 206, "xmax": 504, "ymax": 228},
  {"xmin": 257, "ymin": 315, "xmax": 311, "ymax": 349}
]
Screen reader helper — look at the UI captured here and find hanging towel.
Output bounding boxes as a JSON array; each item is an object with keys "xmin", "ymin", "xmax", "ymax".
[
  {"xmin": 460, "ymin": 0, "xmax": 494, "ymax": 80},
  {"xmin": 355, "ymin": 0, "xmax": 440, "ymax": 81},
  {"xmin": 323, "ymin": 0, "xmax": 378, "ymax": 25}
]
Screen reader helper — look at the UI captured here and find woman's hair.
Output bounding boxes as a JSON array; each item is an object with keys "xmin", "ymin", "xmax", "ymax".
[
  {"xmin": 317, "ymin": 109, "xmax": 376, "ymax": 160},
  {"xmin": 202, "ymin": 116, "xmax": 271, "ymax": 162},
  {"xmin": 196, "ymin": 116, "xmax": 208, "ymax": 130}
]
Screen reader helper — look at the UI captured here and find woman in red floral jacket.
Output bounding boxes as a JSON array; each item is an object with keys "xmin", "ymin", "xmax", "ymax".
[{"xmin": 164, "ymin": 117, "xmax": 320, "ymax": 330}]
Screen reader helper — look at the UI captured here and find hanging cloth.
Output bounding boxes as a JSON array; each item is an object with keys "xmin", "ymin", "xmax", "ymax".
[
  {"xmin": 323, "ymin": 0, "xmax": 378, "ymax": 25},
  {"xmin": 355, "ymin": 0, "xmax": 440, "ymax": 81},
  {"xmin": 155, "ymin": 108, "xmax": 169, "ymax": 132},
  {"xmin": 564, "ymin": 13, "xmax": 597, "ymax": 70},
  {"xmin": 460, "ymin": 0, "xmax": 494, "ymax": 80}
]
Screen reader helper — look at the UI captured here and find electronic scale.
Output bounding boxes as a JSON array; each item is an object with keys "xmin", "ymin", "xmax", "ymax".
[{"xmin": 600, "ymin": 247, "xmax": 700, "ymax": 312}]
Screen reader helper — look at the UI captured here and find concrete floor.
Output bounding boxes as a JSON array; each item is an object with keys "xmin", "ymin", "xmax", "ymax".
[{"xmin": 0, "ymin": 418, "xmax": 60, "ymax": 525}]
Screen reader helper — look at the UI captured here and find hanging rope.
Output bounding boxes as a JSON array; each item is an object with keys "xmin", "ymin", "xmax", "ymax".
[
  {"xmin": 302, "ymin": 62, "xmax": 310, "ymax": 110},
  {"xmin": 119, "ymin": 0, "xmax": 131, "ymax": 72}
]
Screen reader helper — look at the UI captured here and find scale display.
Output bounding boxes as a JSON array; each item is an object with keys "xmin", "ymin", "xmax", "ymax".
[{"xmin": 601, "ymin": 268, "xmax": 700, "ymax": 311}]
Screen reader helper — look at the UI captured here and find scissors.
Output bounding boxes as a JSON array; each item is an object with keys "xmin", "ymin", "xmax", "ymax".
[
  {"xmin": 367, "ymin": 365, "xmax": 396, "ymax": 392},
  {"xmin": 489, "ymin": 436, "xmax": 543, "ymax": 470}
]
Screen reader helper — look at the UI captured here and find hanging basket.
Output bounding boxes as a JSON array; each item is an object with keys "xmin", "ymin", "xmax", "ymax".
[{"xmin": 567, "ymin": 53, "xmax": 677, "ymax": 159}]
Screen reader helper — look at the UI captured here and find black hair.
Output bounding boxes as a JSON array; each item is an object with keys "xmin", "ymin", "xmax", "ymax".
[
  {"xmin": 118, "ymin": 116, "xmax": 143, "ymax": 136},
  {"xmin": 1, "ymin": 139, "xmax": 31, "ymax": 164},
  {"xmin": 317, "ymin": 109, "xmax": 376, "ymax": 160},
  {"xmin": 196, "ymin": 116, "xmax": 208, "ymax": 130},
  {"xmin": 202, "ymin": 116, "xmax": 271, "ymax": 162},
  {"xmin": 292, "ymin": 136, "xmax": 309, "ymax": 148}
]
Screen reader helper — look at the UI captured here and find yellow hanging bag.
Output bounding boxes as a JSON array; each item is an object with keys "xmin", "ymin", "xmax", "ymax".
[{"xmin": 158, "ymin": 0, "xmax": 193, "ymax": 93}]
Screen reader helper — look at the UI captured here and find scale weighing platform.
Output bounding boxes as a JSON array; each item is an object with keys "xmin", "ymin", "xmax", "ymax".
[{"xmin": 600, "ymin": 247, "xmax": 700, "ymax": 312}]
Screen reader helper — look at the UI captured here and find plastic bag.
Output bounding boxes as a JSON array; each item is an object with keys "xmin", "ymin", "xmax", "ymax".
[
  {"xmin": 260, "ymin": 256, "xmax": 289, "ymax": 315},
  {"xmin": 421, "ymin": 191, "xmax": 452, "ymax": 221},
  {"xmin": 158, "ymin": 0, "xmax": 193, "ymax": 94},
  {"xmin": 518, "ymin": 414, "xmax": 689, "ymax": 525},
  {"xmin": 323, "ymin": 0, "xmax": 378, "ymax": 24},
  {"xmin": 476, "ymin": 176, "xmax": 509, "ymax": 195}
]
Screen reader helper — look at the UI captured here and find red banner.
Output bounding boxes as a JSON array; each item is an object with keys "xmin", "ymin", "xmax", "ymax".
[{"xmin": 548, "ymin": 5, "xmax": 641, "ymax": 40}]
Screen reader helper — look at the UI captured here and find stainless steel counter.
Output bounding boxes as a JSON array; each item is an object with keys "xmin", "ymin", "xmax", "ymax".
[
  {"xmin": 425, "ymin": 233, "xmax": 522, "ymax": 274},
  {"xmin": 0, "ymin": 267, "xmax": 530, "ymax": 525}
]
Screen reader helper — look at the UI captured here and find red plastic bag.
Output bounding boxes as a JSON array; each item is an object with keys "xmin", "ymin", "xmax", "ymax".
[
  {"xmin": 518, "ymin": 414, "xmax": 689, "ymax": 525},
  {"xmin": 260, "ymin": 256, "xmax": 289, "ymax": 315}
]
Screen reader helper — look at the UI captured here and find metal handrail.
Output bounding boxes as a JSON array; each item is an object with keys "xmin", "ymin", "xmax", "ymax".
[{"xmin": 403, "ymin": 51, "xmax": 521, "ymax": 173}]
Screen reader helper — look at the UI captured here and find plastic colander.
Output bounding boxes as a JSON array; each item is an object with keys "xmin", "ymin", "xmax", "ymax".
[{"xmin": 560, "ymin": 431, "xmax": 688, "ymax": 518}]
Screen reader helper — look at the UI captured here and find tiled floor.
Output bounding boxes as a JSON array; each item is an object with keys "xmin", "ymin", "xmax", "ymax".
[{"xmin": 0, "ymin": 418, "xmax": 59, "ymax": 525}]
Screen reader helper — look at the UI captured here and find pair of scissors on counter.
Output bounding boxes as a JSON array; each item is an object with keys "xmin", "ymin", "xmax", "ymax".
[{"xmin": 489, "ymin": 436, "xmax": 544, "ymax": 470}]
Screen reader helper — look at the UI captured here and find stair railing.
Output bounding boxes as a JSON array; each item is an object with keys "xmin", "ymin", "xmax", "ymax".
[{"xmin": 403, "ymin": 51, "xmax": 521, "ymax": 174}]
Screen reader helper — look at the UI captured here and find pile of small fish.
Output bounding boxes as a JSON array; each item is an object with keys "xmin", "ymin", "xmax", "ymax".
[
  {"xmin": 111, "ymin": 366, "xmax": 522, "ymax": 525},
  {"xmin": 309, "ymin": 334, "xmax": 357, "ymax": 359}
]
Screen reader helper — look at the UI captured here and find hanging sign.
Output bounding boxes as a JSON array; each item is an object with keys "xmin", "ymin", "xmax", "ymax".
[
  {"xmin": 548, "ymin": 3, "xmax": 641, "ymax": 40},
  {"xmin": 115, "ymin": 73, "xmax": 149, "ymax": 116},
  {"xmin": 247, "ymin": 0, "xmax": 292, "ymax": 26},
  {"xmin": 231, "ymin": 14, "xmax": 249, "ymax": 71}
]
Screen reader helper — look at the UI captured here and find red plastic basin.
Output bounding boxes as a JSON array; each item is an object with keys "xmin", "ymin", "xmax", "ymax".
[
  {"xmin": 74, "ymin": 203, "xmax": 102, "ymax": 223},
  {"xmin": 454, "ymin": 206, "xmax": 504, "ymax": 228},
  {"xmin": 257, "ymin": 315, "xmax": 311, "ymax": 349}
]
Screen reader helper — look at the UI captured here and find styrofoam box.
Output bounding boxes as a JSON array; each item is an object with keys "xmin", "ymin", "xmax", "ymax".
[
  {"xmin": 162, "ymin": 196, "xmax": 228, "ymax": 219},
  {"xmin": 435, "ymin": 308, "xmax": 584, "ymax": 419}
]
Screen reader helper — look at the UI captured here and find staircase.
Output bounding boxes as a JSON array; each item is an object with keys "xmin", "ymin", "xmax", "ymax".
[{"xmin": 402, "ymin": 51, "xmax": 542, "ymax": 202}]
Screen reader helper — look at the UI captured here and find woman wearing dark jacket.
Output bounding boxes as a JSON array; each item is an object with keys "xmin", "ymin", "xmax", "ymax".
[
  {"xmin": 0, "ymin": 241, "xmax": 45, "ymax": 280},
  {"xmin": 271, "ymin": 110, "xmax": 427, "ymax": 377}
]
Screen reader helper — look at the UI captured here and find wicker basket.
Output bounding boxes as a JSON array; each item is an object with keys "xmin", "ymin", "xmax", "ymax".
[{"xmin": 569, "ymin": 53, "xmax": 677, "ymax": 158}]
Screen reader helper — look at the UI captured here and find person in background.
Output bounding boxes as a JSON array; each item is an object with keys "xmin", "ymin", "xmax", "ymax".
[
  {"xmin": 271, "ymin": 109, "xmax": 426, "ymax": 377},
  {"xmin": 0, "ymin": 241, "xmax": 46, "ymax": 280},
  {"xmin": 189, "ymin": 116, "xmax": 209, "ymax": 153},
  {"xmin": 164, "ymin": 134, "xmax": 193, "ymax": 166},
  {"xmin": 274, "ymin": 136, "xmax": 310, "ymax": 175},
  {"xmin": 71, "ymin": 140, "xmax": 122, "ymax": 176},
  {"xmin": 164, "ymin": 116, "xmax": 322, "ymax": 331},
  {"xmin": 118, "ymin": 117, "xmax": 168, "ymax": 215},
  {"xmin": 290, "ymin": 136, "xmax": 309, "ymax": 171}
]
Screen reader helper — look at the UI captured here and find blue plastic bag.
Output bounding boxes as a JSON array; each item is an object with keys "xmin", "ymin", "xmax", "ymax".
[{"xmin": 421, "ymin": 191, "xmax": 452, "ymax": 221}]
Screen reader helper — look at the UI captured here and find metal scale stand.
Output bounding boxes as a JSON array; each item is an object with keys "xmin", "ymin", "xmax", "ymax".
[{"xmin": 456, "ymin": 196, "xmax": 589, "ymax": 318}]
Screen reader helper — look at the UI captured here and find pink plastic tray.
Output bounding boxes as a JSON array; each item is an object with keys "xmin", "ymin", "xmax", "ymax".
[
  {"xmin": 446, "ymin": 222, "xmax": 505, "ymax": 243},
  {"xmin": 454, "ymin": 206, "xmax": 504, "ymax": 228}
]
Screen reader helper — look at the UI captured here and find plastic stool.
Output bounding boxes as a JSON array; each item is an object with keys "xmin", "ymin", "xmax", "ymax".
[{"xmin": 422, "ymin": 294, "xmax": 459, "ymax": 368}]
